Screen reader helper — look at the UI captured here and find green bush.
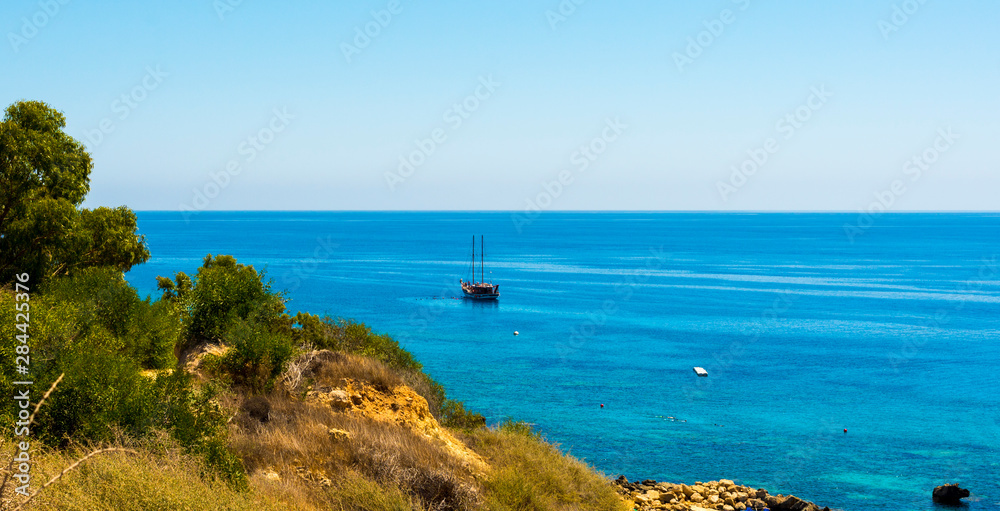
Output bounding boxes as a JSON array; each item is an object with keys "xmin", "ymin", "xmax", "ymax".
[
  {"xmin": 162, "ymin": 254, "xmax": 285, "ymax": 352},
  {"xmin": 37, "ymin": 267, "xmax": 179, "ymax": 369},
  {"xmin": 35, "ymin": 336, "xmax": 157, "ymax": 445},
  {"xmin": 153, "ymin": 370, "xmax": 246, "ymax": 487},
  {"xmin": 292, "ymin": 313, "xmax": 420, "ymax": 372},
  {"xmin": 440, "ymin": 398, "xmax": 486, "ymax": 430},
  {"xmin": 206, "ymin": 319, "xmax": 294, "ymax": 393}
]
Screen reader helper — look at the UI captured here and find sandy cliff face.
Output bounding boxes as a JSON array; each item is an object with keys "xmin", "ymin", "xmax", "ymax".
[{"xmin": 303, "ymin": 375, "xmax": 489, "ymax": 476}]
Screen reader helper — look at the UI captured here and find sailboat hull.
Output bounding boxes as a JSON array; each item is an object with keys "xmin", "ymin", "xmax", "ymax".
[
  {"xmin": 461, "ymin": 282, "xmax": 499, "ymax": 299},
  {"xmin": 462, "ymin": 290, "xmax": 499, "ymax": 300}
]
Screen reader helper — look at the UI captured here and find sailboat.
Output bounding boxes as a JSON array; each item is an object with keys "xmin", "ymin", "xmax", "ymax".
[{"xmin": 460, "ymin": 235, "xmax": 499, "ymax": 300}]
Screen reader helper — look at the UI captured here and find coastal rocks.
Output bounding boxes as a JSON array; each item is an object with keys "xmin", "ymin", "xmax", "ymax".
[
  {"xmin": 771, "ymin": 495, "xmax": 820, "ymax": 511},
  {"xmin": 932, "ymin": 483, "xmax": 970, "ymax": 505},
  {"xmin": 614, "ymin": 477, "xmax": 829, "ymax": 511}
]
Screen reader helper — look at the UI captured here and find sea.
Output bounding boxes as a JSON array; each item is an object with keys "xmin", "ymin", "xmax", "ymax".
[{"xmin": 126, "ymin": 211, "xmax": 1000, "ymax": 511}]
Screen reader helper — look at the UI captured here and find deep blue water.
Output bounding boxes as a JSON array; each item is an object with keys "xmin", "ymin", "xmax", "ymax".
[{"xmin": 127, "ymin": 212, "xmax": 1000, "ymax": 510}]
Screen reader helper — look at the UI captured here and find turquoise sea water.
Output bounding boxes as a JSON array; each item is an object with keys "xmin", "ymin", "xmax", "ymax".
[{"xmin": 127, "ymin": 212, "xmax": 1000, "ymax": 510}]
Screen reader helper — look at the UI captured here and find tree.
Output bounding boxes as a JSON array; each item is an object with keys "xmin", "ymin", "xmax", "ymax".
[{"xmin": 0, "ymin": 100, "xmax": 149, "ymax": 284}]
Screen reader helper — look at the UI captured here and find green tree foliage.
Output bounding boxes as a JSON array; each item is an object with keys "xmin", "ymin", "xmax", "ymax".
[
  {"xmin": 0, "ymin": 100, "xmax": 149, "ymax": 285},
  {"xmin": 41, "ymin": 267, "xmax": 180, "ymax": 369},
  {"xmin": 160, "ymin": 254, "xmax": 286, "ymax": 351},
  {"xmin": 161, "ymin": 254, "xmax": 293, "ymax": 393},
  {"xmin": 0, "ymin": 271, "xmax": 242, "ymax": 484}
]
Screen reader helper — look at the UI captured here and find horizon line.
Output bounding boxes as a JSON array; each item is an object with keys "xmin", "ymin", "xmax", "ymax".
[{"xmin": 132, "ymin": 209, "xmax": 1000, "ymax": 214}]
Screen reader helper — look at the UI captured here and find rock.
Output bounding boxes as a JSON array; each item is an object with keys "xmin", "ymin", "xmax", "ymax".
[
  {"xmin": 723, "ymin": 506, "xmax": 736, "ymax": 511},
  {"xmin": 327, "ymin": 428, "xmax": 350, "ymax": 441},
  {"xmin": 771, "ymin": 495, "xmax": 820, "ymax": 511},
  {"xmin": 720, "ymin": 479, "xmax": 735, "ymax": 486},
  {"xmin": 932, "ymin": 484, "xmax": 970, "ymax": 505},
  {"xmin": 350, "ymin": 393, "xmax": 364, "ymax": 406},
  {"xmin": 691, "ymin": 492, "xmax": 704, "ymax": 503},
  {"xmin": 643, "ymin": 479, "xmax": 658, "ymax": 486},
  {"xmin": 328, "ymin": 389, "xmax": 352, "ymax": 409},
  {"xmin": 645, "ymin": 490, "xmax": 661, "ymax": 501},
  {"xmin": 262, "ymin": 469, "xmax": 280, "ymax": 481}
]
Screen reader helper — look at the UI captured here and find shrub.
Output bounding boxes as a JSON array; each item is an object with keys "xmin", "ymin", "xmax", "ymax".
[
  {"xmin": 291, "ymin": 314, "xmax": 419, "ymax": 372},
  {"xmin": 37, "ymin": 267, "xmax": 179, "ymax": 369},
  {"xmin": 153, "ymin": 370, "xmax": 246, "ymax": 487},
  {"xmin": 206, "ymin": 319, "xmax": 294, "ymax": 393},
  {"xmin": 440, "ymin": 399, "xmax": 486, "ymax": 430},
  {"xmin": 163, "ymin": 254, "xmax": 286, "ymax": 352},
  {"xmin": 34, "ymin": 335, "xmax": 158, "ymax": 445}
]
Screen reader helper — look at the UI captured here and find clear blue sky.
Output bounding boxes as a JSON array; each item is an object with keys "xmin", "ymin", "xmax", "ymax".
[{"xmin": 3, "ymin": 1, "xmax": 997, "ymax": 211}]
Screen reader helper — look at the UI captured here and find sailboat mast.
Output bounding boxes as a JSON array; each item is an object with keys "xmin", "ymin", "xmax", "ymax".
[
  {"xmin": 471, "ymin": 235, "xmax": 475, "ymax": 282},
  {"xmin": 480, "ymin": 235, "xmax": 484, "ymax": 283}
]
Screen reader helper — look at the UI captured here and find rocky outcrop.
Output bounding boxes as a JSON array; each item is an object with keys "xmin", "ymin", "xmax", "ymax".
[
  {"xmin": 614, "ymin": 476, "xmax": 829, "ymax": 511},
  {"xmin": 301, "ymin": 367, "xmax": 488, "ymax": 475},
  {"xmin": 932, "ymin": 483, "xmax": 970, "ymax": 505}
]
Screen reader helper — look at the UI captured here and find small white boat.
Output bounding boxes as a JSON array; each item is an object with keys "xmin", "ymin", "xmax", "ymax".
[{"xmin": 693, "ymin": 367, "xmax": 708, "ymax": 377}]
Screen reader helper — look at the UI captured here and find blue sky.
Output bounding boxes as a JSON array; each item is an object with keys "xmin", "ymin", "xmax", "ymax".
[{"xmin": 2, "ymin": 0, "xmax": 998, "ymax": 211}]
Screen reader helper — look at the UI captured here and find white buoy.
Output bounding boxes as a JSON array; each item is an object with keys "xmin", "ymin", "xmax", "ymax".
[
  {"xmin": 513, "ymin": 331, "xmax": 519, "ymax": 336},
  {"xmin": 693, "ymin": 367, "xmax": 708, "ymax": 377}
]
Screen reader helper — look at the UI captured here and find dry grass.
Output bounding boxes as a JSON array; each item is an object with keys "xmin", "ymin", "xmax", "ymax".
[
  {"xmin": 465, "ymin": 424, "xmax": 631, "ymax": 511},
  {"xmin": 8, "ymin": 351, "xmax": 629, "ymax": 511},
  {"xmin": 285, "ymin": 350, "xmax": 404, "ymax": 394},
  {"xmin": 230, "ymin": 391, "xmax": 480, "ymax": 510},
  {"xmin": 18, "ymin": 444, "xmax": 295, "ymax": 511}
]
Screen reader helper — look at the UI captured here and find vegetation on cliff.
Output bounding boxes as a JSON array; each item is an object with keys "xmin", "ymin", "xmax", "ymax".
[{"xmin": 0, "ymin": 100, "xmax": 627, "ymax": 510}]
